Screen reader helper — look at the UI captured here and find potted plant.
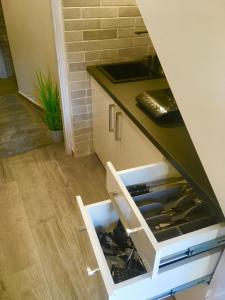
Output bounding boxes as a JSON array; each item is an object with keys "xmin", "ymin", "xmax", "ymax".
[{"xmin": 36, "ymin": 71, "xmax": 63, "ymax": 143}]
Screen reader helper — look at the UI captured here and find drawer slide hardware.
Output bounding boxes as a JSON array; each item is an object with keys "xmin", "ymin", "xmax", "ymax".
[
  {"xmin": 87, "ymin": 267, "xmax": 100, "ymax": 276},
  {"xmin": 160, "ymin": 235, "xmax": 225, "ymax": 267},
  {"xmin": 151, "ymin": 274, "xmax": 213, "ymax": 300}
]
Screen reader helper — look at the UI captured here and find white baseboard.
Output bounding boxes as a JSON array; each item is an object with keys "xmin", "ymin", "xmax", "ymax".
[{"xmin": 18, "ymin": 91, "xmax": 43, "ymax": 109}]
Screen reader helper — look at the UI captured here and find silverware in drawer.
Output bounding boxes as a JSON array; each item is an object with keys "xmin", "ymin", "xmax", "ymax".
[{"xmin": 106, "ymin": 161, "xmax": 225, "ymax": 278}]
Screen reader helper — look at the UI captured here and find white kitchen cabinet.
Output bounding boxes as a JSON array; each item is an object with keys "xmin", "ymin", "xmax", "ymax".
[
  {"xmin": 91, "ymin": 77, "xmax": 163, "ymax": 170},
  {"xmin": 92, "ymin": 77, "xmax": 118, "ymax": 168},
  {"xmin": 120, "ymin": 110, "xmax": 163, "ymax": 170},
  {"xmin": 77, "ymin": 160, "xmax": 225, "ymax": 300}
]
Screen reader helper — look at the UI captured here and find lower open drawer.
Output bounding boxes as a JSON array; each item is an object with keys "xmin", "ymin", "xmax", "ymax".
[
  {"xmin": 106, "ymin": 161, "xmax": 225, "ymax": 278},
  {"xmin": 77, "ymin": 196, "xmax": 222, "ymax": 300}
]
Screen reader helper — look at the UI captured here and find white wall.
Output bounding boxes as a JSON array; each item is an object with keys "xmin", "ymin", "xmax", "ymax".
[
  {"xmin": 1, "ymin": 0, "xmax": 58, "ymax": 104},
  {"xmin": 137, "ymin": 0, "xmax": 225, "ymax": 216},
  {"xmin": 136, "ymin": 1, "xmax": 225, "ymax": 298}
]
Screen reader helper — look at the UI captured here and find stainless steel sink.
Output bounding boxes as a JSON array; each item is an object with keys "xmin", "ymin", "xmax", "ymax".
[{"xmin": 97, "ymin": 57, "xmax": 165, "ymax": 83}]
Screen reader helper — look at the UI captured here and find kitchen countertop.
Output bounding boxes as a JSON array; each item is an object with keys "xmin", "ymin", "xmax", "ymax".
[{"xmin": 87, "ymin": 65, "xmax": 217, "ymax": 205}]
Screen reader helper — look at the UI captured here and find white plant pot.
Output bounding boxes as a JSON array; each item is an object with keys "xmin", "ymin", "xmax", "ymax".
[{"xmin": 50, "ymin": 130, "xmax": 63, "ymax": 143}]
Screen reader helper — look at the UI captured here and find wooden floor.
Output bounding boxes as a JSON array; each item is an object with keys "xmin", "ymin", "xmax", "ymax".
[
  {"xmin": 0, "ymin": 144, "xmax": 109, "ymax": 300},
  {"xmin": 0, "ymin": 144, "xmax": 176, "ymax": 300}
]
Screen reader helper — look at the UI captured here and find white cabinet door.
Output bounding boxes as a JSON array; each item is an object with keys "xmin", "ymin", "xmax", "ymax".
[
  {"xmin": 91, "ymin": 77, "xmax": 163, "ymax": 171},
  {"xmin": 92, "ymin": 78, "xmax": 118, "ymax": 168},
  {"xmin": 120, "ymin": 112, "xmax": 163, "ymax": 170}
]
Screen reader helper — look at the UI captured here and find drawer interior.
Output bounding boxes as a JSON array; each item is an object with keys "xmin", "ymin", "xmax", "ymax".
[
  {"xmin": 87, "ymin": 200, "xmax": 147, "ymax": 285},
  {"xmin": 118, "ymin": 164, "xmax": 223, "ymax": 243},
  {"xmin": 78, "ymin": 196, "xmax": 223, "ymax": 300}
]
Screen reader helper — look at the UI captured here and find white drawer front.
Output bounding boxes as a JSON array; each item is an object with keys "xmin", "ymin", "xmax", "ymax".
[
  {"xmin": 106, "ymin": 161, "xmax": 225, "ymax": 278},
  {"xmin": 77, "ymin": 196, "xmax": 222, "ymax": 300}
]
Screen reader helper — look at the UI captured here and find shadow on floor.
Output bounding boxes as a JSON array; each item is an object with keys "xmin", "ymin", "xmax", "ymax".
[
  {"xmin": 0, "ymin": 92, "xmax": 53, "ymax": 158},
  {"xmin": 0, "ymin": 77, "xmax": 18, "ymax": 96}
]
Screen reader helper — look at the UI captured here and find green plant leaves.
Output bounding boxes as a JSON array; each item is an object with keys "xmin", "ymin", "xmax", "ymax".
[{"xmin": 36, "ymin": 71, "xmax": 63, "ymax": 131}]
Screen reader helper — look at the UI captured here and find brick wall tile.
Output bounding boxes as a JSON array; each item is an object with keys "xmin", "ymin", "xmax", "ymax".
[
  {"xmin": 87, "ymin": 104, "xmax": 92, "ymax": 113},
  {"xmin": 63, "ymin": 0, "xmax": 100, "ymax": 7},
  {"xmin": 87, "ymin": 89, "xmax": 92, "ymax": 96},
  {"xmin": 67, "ymin": 52, "xmax": 84, "ymax": 62},
  {"xmin": 63, "ymin": 8, "xmax": 80, "ymax": 19},
  {"xmin": 69, "ymin": 62, "xmax": 86, "ymax": 72},
  {"xmin": 101, "ymin": 0, "xmax": 136, "ymax": 5},
  {"xmin": 82, "ymin": 8, "xmax": 117, "ymax": 19},
  {"xmin": 84, "ymin": 49, "xmax": 117, "ymax": 61},
  {"xmin": 74, "ymin": 127, "xmax": 92, "ymax": 136},
  {"xmin": 65, "ymin": 31, "xmax": 83, "ymax": 42},
  {"xmin": 73, "ymin": 120, "xmax": 91, "ymax": 129},
  {"xmin": 70, "ymin": 80, "xmax": 90, "ymax": 91},
  {"xmin": 67, "ymin": 41, "xmax": 101, "ymax": 52},
  {"xmin": 101, "ymin": 18, "xmax": 135, "ymax": 28},
  {"xmin": 118, "ymin": 46, "xmax": 148, "ymax": 58},
  {"xmin": 69, "ymin": 71, "xmax": 88, "ymax": 81},
  {"xmin": 102, "ymin": 38, "xmax": 133, "ymax": 49},
  {"xmin": 118, "ymin": 7, "xmax": 140, "ymax": 17},
  {"xmin": 118, "ymin": 27, "xmax": 135, "ymax": 38},
  {"xmin": 74, "ymin": 133, "xmax": 90, "ymax": 143},
  {"xmin": 71, "ymin": 90, "xmax": 86, "ymax": 99},
  {"xmin": 135, "ymin": 17, "xmax": 146, "ymax": 27},
  {"xmin": 75, "ymin": 140, "xmax": 93, "ymax": 150},
  {"xmin": 101, "ymin": 49, "xmax": 117, "ymax": 59},
  {"xmin": 83, "ymin": 29, "xmax": 117, "ymax": 40},
  {"xmin": 65, "ymin": 19, "xmax": 101, "ymax": 31},
  {"xmin": 72, "ymin": 97, "xmax": 92, "ymax": 106},
  {"xmin": 84, "ymin": 51, "xmax": 101, "ymax": 61},
  {"xmin": 133, "ymin": 36, "xmax": 151, "ymax": 47},
  {"xmin": 73, "ymin": 113, "xmax": 92, "ymax": 122},
  {"xmin": 72, "ymin": 105, "xmax": 88, "ymax": 115}
]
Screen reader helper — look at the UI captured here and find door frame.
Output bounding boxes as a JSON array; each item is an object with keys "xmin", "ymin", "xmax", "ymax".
[{"xmin": 50, "ymin": 0, "xmax": 73, "ymax": 155}]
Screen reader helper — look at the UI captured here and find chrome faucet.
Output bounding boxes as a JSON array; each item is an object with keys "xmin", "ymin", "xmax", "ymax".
[{"xmin": 142, "ymin": 55, "xmax": 165, "ymax": 76}]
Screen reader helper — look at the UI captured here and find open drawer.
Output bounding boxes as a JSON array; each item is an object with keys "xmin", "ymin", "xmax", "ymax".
[
  {"xmin": 106, "ymin": 161, "xmax": 225, "ymax": 278},
  {"xmin": 77, "ymin": 196, "xmax": 223, "ymax": 300}
]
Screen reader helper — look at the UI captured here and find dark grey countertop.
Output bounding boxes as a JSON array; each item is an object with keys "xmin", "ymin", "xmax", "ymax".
[{"xmin": 87, "ymin": 65, "xmax": 217, "ymax": 204}]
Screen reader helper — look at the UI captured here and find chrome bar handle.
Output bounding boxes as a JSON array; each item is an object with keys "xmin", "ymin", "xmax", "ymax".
[
  {"xmin": 110, "ymin": 192, "xmax": 143, "ymax": 236},
  {"xmin": 87, "ymin": 267, "xmax": 100, "ymax": 276},
  {"xmin": 126, "ymin": 226, "xmax": 144, "ymax": 236},
  {"xmin": 77, "ymin": 226, "xmax": 100, "ymax": 277},
  {"xmin": 115, "ymin": 112, "xmax": 122, "ymax": 141},
  {"xmin": 109, "ymin": 104, "xmax": 115, "ymax": 132}
]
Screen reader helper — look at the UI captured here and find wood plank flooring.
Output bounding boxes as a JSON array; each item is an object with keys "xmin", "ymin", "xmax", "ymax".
[
  {"xmin": 0, "ymin": 144, "xmax": 175, "ymax": 300},
  {"xmin": 0, "ymin": 144, "xmax": 108, "ymax": 300}
]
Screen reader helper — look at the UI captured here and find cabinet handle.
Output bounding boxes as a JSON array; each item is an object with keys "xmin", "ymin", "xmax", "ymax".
[
  {"xmin": 115, "ymin": 112, "xmax": 122, "ymax": 141},
  {"xmin": 87, "ymin": 267, "xmax": 100, "ymax": 276},
  {"xmin": 126, "ymin": 226, "xmax": 144, "ymax": 236},
  {"xmin": 109, "ymin": 104, "xmax": 115, "ymax": 132},
  {"xmin": 77, "ymin": 226, "xmax": 100, "ymax": 277}
]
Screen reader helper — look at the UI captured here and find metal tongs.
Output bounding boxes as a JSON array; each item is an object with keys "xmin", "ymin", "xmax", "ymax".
[
  {"xmin": 127, "ymin": 177, "xmax": 185, "ymax": 197},
  {"xmin": 146, "ymin": 198, "xmax": 205, "ymax": 230},
  {"xmin": 138, "ymin": 191, "xmax": 195, "ymax": 219}
]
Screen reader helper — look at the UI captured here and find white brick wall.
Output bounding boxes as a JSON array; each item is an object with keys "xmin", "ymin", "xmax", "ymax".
[{"xmin": 62, "ymin": 0, "xmax": 155, "ymax": 157}]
